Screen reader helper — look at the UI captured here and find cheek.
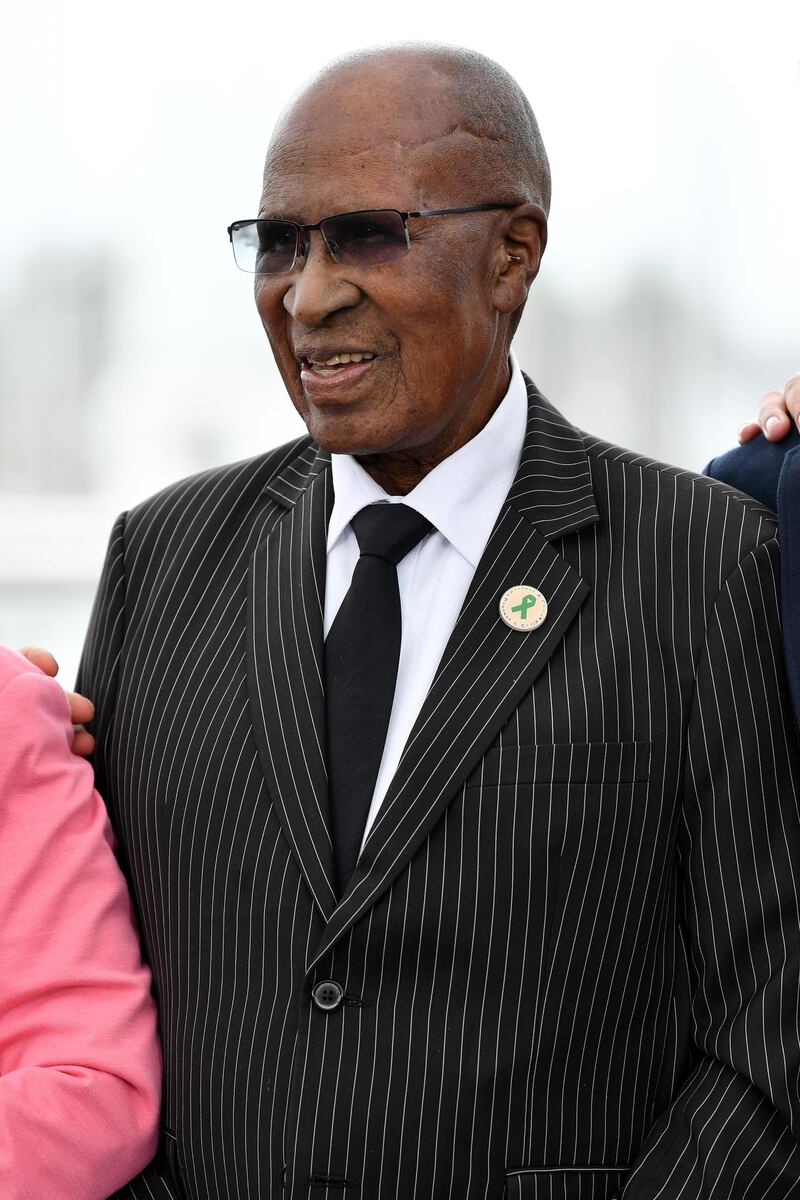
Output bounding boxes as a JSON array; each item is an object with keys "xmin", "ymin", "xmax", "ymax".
[
  {"xmin": 391, "ymin": 268, "xmax": 493, "ymax": 385},
  {"xmin": 254, "ymin": 282, "xmax": 282, "ymax": 339},
  {"xmin": 254, "ymin": 285, "xmax": 308, "ymax": 409},
  {"xmin": 255, "ymin": 285, "xmax": 294, "ymax": 363}
]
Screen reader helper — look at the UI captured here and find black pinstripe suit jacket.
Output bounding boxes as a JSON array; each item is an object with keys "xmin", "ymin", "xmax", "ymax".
[{"xmin": 78, "ymin": 378, "xmax": 800, "ymax": 1200}]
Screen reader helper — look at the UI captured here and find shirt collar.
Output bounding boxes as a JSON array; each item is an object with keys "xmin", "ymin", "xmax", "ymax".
[{"xmin": 328, "ymin": 353, "xmax": 528, "ymax": 568}]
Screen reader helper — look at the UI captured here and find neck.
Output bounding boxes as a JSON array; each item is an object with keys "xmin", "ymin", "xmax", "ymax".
[{"xmin": 355, "ymin": 358, "xmax": 511, "ymax": 496}]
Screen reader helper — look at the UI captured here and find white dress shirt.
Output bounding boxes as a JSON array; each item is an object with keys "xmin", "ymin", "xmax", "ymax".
[{"xmin": 325, "ymin": 353, "xmax": 528, "ymax": 845}]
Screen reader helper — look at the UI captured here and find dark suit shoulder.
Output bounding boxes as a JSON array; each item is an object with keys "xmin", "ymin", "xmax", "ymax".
[
  {"xmin": 704, "ymin": 427, "xmax": 800, "ymax": 513},
  {"xmin": 114, "ymin": 435, "xmax": 320, "ymax": 605},
  {"xmin": 581, "ymin": 431, "xmax": 779, "ymax": 561},
  {"xmin": 124, "ymin": 434, "xmax": 314, "ymax": 534}
]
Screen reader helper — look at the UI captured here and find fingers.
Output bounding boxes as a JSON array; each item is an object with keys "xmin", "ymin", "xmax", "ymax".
[
  {"xmin": 19, "ymin": 646, "xmax": 59, "ymax": 676},
  {"xmin": 19, "ymin": 651, "xmax": 94, "ymax": 722},
  {"xmin": 738, "ymin": 420, "xmax": 762, "ymax": 444},
  {"xmin": 737, "ymin": 374, "xmax": 800, "ymax": 445},
  {"xmin": 68, "ymin": 692, "xmax": 95, "ymax": 758},
  {"xmin": 71, "ymin": 728, "xmax": 96, "ymax": 757},
  {"xmin": 748, "ymin": 373, "xmax": 800, "ymax": 442},
  {"xmin": 757, "ymin": 389, "xmax": 792, "ymax": 441},
  {"xmin": 19, "ymin": 649, "xmax": 95, "ymax": 756},
  {"xmin": 785, "ymin": 371, "xmax": 800, "ymax": 430},
  {"xmin": 68, "ymin": 689, "xmax": 95, "ymax": 759},
  {"xmin": 18, "ymin": 647, "xmax": 96, "ymax": 754},
  {"xmin": 67, "ymin": 690, "xmax": 95, "ymax": 726}
]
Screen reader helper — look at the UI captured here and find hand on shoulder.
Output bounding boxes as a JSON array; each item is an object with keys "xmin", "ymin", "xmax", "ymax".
[
  {"xmin": 738, "ymin": 370, "xmax": 800, "ymax": 444},
  {"xmin": 12, "ymin": 645, "xmax": 95, "ymax": 755}
]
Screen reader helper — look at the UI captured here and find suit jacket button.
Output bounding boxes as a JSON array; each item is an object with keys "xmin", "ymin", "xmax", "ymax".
[{"xmin": 312, "ymin": 979, "xmax": 344, "ymax": 1011}]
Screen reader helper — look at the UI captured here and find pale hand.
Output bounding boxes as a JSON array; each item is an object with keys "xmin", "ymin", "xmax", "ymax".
[
  {"xmin": 738, "ymin": 371, "xmax": 800, "ymax": 443},
  {"xmin": 19, "ymin": 646, "xmax": 95, "ymax": 757}
]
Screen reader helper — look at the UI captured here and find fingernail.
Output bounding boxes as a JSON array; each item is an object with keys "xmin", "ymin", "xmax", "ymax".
[{"xmin": 766, "ymin": 416, "xmax": 780, "ymax": 435}]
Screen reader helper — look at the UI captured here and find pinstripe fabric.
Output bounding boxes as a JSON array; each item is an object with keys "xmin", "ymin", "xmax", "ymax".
[{"xmin": 77, "ymin": 377, "xmax": 800, "ymax": 1200}]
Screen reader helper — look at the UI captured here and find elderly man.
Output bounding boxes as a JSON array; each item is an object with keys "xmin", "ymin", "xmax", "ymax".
[{"xmin": 75, "ymin": 44, "xmax": 800, "ymax": 1200}]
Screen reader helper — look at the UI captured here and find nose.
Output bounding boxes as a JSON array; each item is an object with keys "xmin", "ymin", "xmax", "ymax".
[{"xmin": 282, "ymin": 229, "xmax": 361, "ymax": 327}]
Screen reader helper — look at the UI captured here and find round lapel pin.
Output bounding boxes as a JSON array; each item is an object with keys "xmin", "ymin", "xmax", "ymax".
[{"xmin": 499, "ymin": 585, "xmax": 548, "ymax": 631}]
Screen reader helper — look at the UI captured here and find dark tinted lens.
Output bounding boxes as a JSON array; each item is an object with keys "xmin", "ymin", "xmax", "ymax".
[
  {"xmin": 254, "ymin": 221, "xmax": 297, "ymax": 273},
  {"xmin": 322, "ymin": 210, "xmax": 408, "ymax": 265}
]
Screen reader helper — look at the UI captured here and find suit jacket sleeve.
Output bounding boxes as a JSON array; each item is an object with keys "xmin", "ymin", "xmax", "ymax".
[
  {"xmin": 706, "ymin": 436, "xmax": 800, "ymax": 736},
  {"xmin": 704, "ymin": 426, "xmax": 800, "ymax": 512},
  {"xmin": 623, "ymin": 536, "xmax": 800, "ymax": 1198},
  {"xmin": 77, "ymin": 514, "xmax": 184, "ymax": 1200}
]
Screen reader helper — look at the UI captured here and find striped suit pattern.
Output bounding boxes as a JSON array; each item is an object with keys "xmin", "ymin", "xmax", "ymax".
[{"xmin": 78, "ymin": 376, "xmax": 800, "ymax": 1200}]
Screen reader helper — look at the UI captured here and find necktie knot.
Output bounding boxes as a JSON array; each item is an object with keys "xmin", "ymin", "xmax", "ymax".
[{"xmin": 350, "ymin": 503, "xmax": 433, "ymax": 566}]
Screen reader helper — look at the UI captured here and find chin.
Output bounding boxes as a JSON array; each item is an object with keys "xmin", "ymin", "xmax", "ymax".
[
  {"xmin": 312, "ymin": 430, "xmax": 392, "ymax": 458},
  {"xmin": 302, "ymin": 410, "xmax": 398, "ymax": 458}
]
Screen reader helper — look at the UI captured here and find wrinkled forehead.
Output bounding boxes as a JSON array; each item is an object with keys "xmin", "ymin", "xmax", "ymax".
[{"xmin": 261, "ymin": 72, "xmax": 484, "ymax": 215}]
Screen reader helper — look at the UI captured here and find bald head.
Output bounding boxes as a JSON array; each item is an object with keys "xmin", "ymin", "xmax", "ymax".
[{"xmin": 264, "ymin": 43, "xmax": 551, "ymax": 216}]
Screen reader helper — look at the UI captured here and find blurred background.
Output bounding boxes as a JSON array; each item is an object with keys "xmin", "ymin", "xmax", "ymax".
[{"xmin": 1, "ymin": 0, "xmax": 798, "ymax": 684}]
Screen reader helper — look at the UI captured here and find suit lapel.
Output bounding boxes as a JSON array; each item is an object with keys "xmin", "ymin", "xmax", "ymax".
[
  {"xmin": 246, "ymin": 443, "xmax": 338, "ymax": 922},
  {"xmin": 308, "ymin": 377, "xmax": 600, "ymax": 971}
]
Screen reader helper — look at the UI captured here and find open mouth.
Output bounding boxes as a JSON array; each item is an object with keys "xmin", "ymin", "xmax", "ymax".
[
  {"xmin": 297, "ymin": 350, "xmax": 381, "ymax": 398},
  {"xmin": 301, "ymin": 351, "xmax": 376, "ymax": 378}
]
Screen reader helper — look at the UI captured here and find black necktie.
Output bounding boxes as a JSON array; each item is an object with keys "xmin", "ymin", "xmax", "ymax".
[{"xmin": 325, "ymin": 503, "xmax": 433, "ymax": 896}]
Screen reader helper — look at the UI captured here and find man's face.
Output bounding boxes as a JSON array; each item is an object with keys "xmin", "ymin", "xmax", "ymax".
[{"xmin": 254, "ymin": 77, "xmax": 513, "ymax": 465}]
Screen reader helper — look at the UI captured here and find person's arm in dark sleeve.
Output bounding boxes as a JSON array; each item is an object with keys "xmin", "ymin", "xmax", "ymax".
[
  {"xmin": 705, "ymin": 426, "xmax": 800, "ymax": 512},
  {"xmin": 622, "ymin": 535, "xmax": 800, "ymax": 1198}
]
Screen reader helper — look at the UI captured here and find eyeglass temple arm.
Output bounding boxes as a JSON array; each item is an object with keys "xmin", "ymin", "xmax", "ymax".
[
  {"xmin": 409, "ymin": 203, "xmax": 548, "ymax": 254},
  {"xmin": 405, "ymin": 204, "xmax": 517, "ymax": 219}
]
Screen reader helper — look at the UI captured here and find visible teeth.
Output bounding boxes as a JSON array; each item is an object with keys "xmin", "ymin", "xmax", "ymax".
[{"xmin": 314, "ymin": 351, "xmax": 375, "ymax": 367}]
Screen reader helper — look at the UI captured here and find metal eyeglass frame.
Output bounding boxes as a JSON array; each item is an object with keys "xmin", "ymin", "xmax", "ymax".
[{"xmin": 227, "ymin": 204, "xmax": 520, "ymax": 273}]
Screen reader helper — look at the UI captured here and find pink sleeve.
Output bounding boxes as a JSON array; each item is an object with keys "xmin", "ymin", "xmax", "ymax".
[{"xmin": 0, "ymin": 659, "xmax": 161, "ymax": 1199}]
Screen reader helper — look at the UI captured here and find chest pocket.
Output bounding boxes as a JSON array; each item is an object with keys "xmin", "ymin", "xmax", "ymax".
[
  {"xmin": 470, "ymin": 741, "xmax": 651, "ymax": 788},
  {"xmin": 504, "ymin": 1166, "xmax": 626, "ymax": 1200}
]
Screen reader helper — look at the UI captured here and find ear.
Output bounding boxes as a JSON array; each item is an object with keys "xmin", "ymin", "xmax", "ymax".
[{"xmin": 492, "ymin": 203, "xmax": 547, "ymax": 316}]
